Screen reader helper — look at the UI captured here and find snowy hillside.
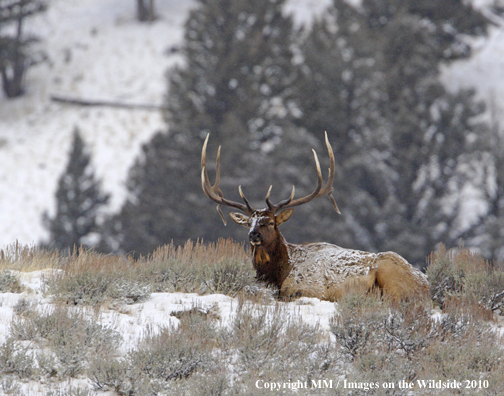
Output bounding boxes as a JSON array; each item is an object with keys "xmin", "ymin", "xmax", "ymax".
[
  {"xmin": 0, "ymin": 269, "xmax": 337, "ymax": 395},
  {"xmin": 0, "ymin": 244, "xmax": 502, "ymax": 395},
  {"xmin": 0, "ymin": 0, "xmax": 503, "ymax": 248},
  {"xmin": 0, "ymin": 0, "xmax": 195, "ymax": 247}
]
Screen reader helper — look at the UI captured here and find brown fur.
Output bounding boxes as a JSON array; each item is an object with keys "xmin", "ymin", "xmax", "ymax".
[
  {"xmin": 202, "ymin": 133, "xmax": 428, "ymax": 302},
  {"xmin": 231, "ymin": 210, "xmax": 429, "ymax": 302}
]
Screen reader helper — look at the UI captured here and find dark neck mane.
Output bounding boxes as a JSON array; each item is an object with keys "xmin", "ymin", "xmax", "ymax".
[{"xmin": 252, "ymin": 232, "xmax": 291, "ymax": 287}]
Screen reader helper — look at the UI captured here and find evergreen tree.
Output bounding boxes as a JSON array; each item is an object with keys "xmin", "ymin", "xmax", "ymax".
[
  {"xmin": 104, "ymin": 0, "xmax": 327, "ymax": 255},
  {"xmin": 294, "ymin": 0, "xmax": 490, "ymax": 265},
  {"xmin": 463, "ymin": 98, "xmax": 504, "ymax": 261},
  {"xmin": 43, "ymin": 129, "xmax": 109, "ymax": 251},
  {"xmin": 0, "ymin": 0, "xmax": 47, "ymax": 98}
]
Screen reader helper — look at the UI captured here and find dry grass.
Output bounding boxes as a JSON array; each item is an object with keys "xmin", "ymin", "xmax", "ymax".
[
  {"xmin": 1, "ymin": 240, "xmax": 504, "ymax": 394},
  {"xmin": 43, "ymin": 247, "xmax": 149, "ymax": 306},
  {"xmin": 427, "ymin": 244, "xmax": 504, "ymax": 318},
  {"xmin": 0, "ymin": 242, "xmax": 60, "ymax": 272},
  {"xmin": 141, "ymin": 238, "xmax": 256, "ymax": 295},
  {"xmin": 39, "ymin": 239, "xmax": 259, "ymax": 306},
  {"xmin": 331, "ymin": 290, "xmax": 504, "ymax": 395}
]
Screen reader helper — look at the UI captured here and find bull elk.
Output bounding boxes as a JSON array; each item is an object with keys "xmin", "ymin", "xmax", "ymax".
[{"xmin": 201, "ymin": 133, "xmax": 429, "ymax": 301}]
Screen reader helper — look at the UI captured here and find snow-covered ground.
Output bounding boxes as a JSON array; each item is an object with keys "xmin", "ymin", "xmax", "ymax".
[
  {"xmin": 0, "ymin": 271, "xmax": 338, "ymax": 349},
  {"xmin": 1, "ymin": 2, "xmax": 504, "ymax": 393},
  {"xmin": 0, "ymin": 270, "xmax": 338, "ymax": 395}
]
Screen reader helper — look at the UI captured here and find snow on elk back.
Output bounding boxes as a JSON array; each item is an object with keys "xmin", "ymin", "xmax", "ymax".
[{"xmin": 201, "ymin": 132, "xmax": 429, "ymax": 301}]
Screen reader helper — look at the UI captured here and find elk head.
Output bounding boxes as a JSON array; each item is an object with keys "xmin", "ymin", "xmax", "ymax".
[{"xmin": 201, "ymin": 132, "xmax": 341, "ymax": 248}]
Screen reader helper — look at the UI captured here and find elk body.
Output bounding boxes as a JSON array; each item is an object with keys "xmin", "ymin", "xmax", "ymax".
[{"xmin": 201, "ymin": 133, "xmax": 429, "ymax": 301}]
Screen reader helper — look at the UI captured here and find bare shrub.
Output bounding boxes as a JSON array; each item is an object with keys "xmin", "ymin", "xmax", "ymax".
[
  {"xmin": 124, "ymin": 309, "xmax": 219, "ymax": 394},
  {"xmin": 13, "ymin": 297, "xmax": 34, "ymax": 316},
  {"xmin": 44, "ymin": 386, "xmax": 96, "ymax": 396},
  {"xmin": 223, "ymin": 304, "xmax": 286, "ymax": 370},
  {"xmin": 200, "ymin": 259, "xmax": 256, "ymax": 296},
  {"xmin": 0, "ymin": 337, "xmax": 36, "ymax": 379},
  {"xmin": 427, "ymin": 244, "xmax": 504, "ymax": 317},
  {"xmin": 330, "ymin": 292, "xmax": 388, "ymax": 361},
  {"xmin": 219, "ymin": 303, "xmax": 333, "ymax": 391},
  {"xmin": 423, "ymin": 319, "xmax": 503, "ymax": 389},
  {"xmin": 0, "ymin": 270, "xmax": 22, "ymax": 293},
  {"xmin": 43, "ymin": 248, "xmax": 150, "ymax": 306},
  {"xmin": 89, "ymin": 356, "xmax": 128, "ymax": 393},
  {"xmin": 10, "ymin": 306, "xmax": 122, "ymax": 378},
  {"xmin": 0, "ymin": 377, "xmax": 22, "ymax": 396},
  {"xmin": 381, "ymin": 301, "xmax": 433, "ymax": 359},
  {"xmin": 332, "ymin": 290, "xmax": 504, "ymax": 395}
]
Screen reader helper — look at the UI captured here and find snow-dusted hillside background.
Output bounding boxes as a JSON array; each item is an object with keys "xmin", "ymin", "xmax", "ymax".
[{"xmin": 0, "ymin": 0, "xmax": 503, "ymax": 248}]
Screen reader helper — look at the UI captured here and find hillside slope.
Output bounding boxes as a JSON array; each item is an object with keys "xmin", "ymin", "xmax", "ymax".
[{"xmin": 0, "ymin": 0, "xmax": 503, "ymax": 248}]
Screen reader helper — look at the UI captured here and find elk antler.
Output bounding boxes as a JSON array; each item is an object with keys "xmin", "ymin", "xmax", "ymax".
[
  {"xmin": 266, "ymin": 131, "xmax": 341, "ymax": 215},
  {"xmin": 201, "ymin": 134, "xmax": 254, "ymax": 225}
]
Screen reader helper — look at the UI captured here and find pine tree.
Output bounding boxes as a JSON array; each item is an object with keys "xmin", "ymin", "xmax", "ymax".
[
  {"xmin": 294, "ymin": 0, "xmax": 490, "ymax": 265},
  {"xmin": 462, "ymin": 98, "xmax": 504, "ymax": 261},
  {"xmin": 43, "ymin": 129, "xmax": 109, "ymax": 251},
  {"xmin": 104, "ymin": 0, "xmax": 310, "ymax": 255}
]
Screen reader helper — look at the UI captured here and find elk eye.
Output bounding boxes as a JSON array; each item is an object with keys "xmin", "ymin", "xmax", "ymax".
[{"xmin": 269, "ymin": 221, "xmax": 274, "ymax": 227}]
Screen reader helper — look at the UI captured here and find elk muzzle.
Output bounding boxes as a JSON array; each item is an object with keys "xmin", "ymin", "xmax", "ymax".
[{"xmin": 248, "ymin": 229, "xmax": 262, "ymax": 246}]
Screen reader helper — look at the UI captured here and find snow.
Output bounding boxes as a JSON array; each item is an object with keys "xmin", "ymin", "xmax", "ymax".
[
  {"xmin": 0, "ymin": 0, "xmax": 195, "ymax": 247},
  {"xmin": 0, "ymin": 270, "xmax": 339, "ymax": 394},
  {"xmin": 4, "ymin": 270, "xmax": 339, "ymax": 342},
  {"xmin": 0, "ymin": 0, "xmax": 342, "ymax": 249},
  {"xmin": 0, "ymin": 0, "xmax": 503, "ymax": 249},
  {"xmin": 1, "ymin": 2, "xmax": 503, "ymax": 394},
  {"xmin": 440, "ymin": 20, "xmax": 504, "ymax": 114},
  {"xmin": 283, "ymin": 0, "xmax": 333, "ymax": 27}
]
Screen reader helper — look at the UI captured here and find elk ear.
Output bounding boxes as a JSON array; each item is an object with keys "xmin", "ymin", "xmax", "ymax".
[
  {"xmin": 276, "ymin": 209, "xmax": 294, "ymax": 226},
  {"xmin": 229, "ymin": 212, "xmax": 250, "ymax": 227}
]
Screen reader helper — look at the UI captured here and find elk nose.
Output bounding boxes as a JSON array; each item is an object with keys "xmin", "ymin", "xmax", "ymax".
[{"xmin": 249, "ymin": 230, "xmax": 261, "ymax": 244}]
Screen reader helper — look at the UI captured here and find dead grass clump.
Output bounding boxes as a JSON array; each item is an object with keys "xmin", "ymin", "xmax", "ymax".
[
  {"xmin": 140, "ymin": 239, "xmax": 257, "ymax": 296},
  {"xmin": 43, "ymin": 247, "xmax": 150, "ymax": 306},
  {"xmin": 427, "ymin": 244, "xmax": 504, "ymax": 318},
  {"xmin": 0, "ymin": 242, "xmax": 60, "ymax": 271}
]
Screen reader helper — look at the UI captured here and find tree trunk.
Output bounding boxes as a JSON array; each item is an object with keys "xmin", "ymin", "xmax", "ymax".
[
  {"xmin": 136, "ymin": 0, "xmax": 155, "ymax": 22},
  {"xmin": 1, "ymin": 14, "xmax": 25, "ymax": 98}
]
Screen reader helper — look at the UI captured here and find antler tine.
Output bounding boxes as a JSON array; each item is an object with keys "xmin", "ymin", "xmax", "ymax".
[
  {"xmin": 238, "ymin": 185, "xmax": 254, "ymax": 213},
  {"xmin": 270, "ymin": 186, "xmax": 296, "ymax": 210},
  {"xmin": 269, "ymin": 132, "xmax": 340, "ymax": 214},
  {"xmin": 265, "ymin": 185, "xmax": 274, "ymax": 210},
  {"xmin": 269, "ymin": 149, "xmax": 322, "ymax": 212},
  {"xmin": 201, "ymin": 134, "xmax": 255, "ymax": 224},
  {"xmin": 323, "ymin": 131, "xmax": 341, "ymax": 214},
  {"xmin": 265, "ymin": 185, "xmax": 295, "ymax": 211}
]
